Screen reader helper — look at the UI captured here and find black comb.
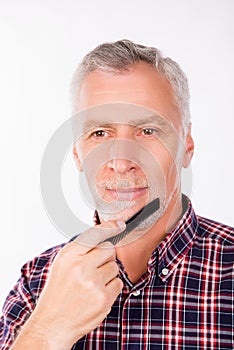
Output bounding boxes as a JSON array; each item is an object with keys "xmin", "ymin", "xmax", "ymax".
[{"xmin": 104, "ymin": 197, "xmax": 160, "ymax": 245}]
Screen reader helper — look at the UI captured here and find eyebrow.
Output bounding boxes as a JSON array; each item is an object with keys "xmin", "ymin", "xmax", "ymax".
[
  {"xmin": 128, "ymin": 115, "xmax": 169, "ymax": 127},
  {"xmin": 82, "ymin": 114, "xmax": 170, "ymax": 131}
]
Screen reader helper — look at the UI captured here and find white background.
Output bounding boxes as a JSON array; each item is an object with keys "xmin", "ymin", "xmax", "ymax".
[{"xmin": 0, "ymin": 0, "xmax": 233, "ymax": 307}]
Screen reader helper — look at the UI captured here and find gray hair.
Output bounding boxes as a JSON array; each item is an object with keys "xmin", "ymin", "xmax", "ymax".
[{"xmin": 70, "ymin": 39, "xmax": 191, "ymax": 131}]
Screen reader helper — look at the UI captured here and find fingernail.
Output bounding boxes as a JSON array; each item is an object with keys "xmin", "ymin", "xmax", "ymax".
[{"xmin": 117, "ymin": 220, "xmax": 126, "ymax": 229}]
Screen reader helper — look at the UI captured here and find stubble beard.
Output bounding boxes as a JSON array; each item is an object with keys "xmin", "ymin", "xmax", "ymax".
[
  {"xmin": 95, "ymin": 191, "xmax": 171, "ymax": 231},
  {"xmin": 94, "ymin": 174, "xmax": 170, "ymax": 230}
]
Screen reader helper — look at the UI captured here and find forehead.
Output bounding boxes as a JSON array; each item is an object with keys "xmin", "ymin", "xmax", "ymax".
[
  {"xmin": 81, "ymin": 104, "xmax": 171, "ymax": 131},
  {"xmin": 80, "ymin": 112, "xmax": 170, "ymax": 130},
  {"xmin": 73, "ymin": 62, "xmax": 182, "ymax": 130}
]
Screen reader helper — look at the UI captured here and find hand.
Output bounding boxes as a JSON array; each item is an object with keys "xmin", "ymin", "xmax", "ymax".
[{"xmin": 15, "ymin": 220, "xmax": 125, "ymax": 350}]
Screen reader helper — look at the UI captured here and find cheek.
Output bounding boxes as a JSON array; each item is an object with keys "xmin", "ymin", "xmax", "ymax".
[
  {"xmin": 76, "ymin": 140, "xmax": 99, "ymax": 168},
  {"xmin": 75, "ymin": 140, "xmax": 84, "ymax": 162},
  {"xmin": 149, "ymin": 143, "xmax": 183, "ymax": 188}
]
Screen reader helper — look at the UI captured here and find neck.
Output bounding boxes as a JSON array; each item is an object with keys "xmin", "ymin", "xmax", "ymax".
[{"xmin": 116, "ymin": 192, "xmax": 184, "ymax": 283}]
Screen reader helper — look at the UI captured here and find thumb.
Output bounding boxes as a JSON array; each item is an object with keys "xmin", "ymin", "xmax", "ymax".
[{"xmin": 74, "ymin": 220, "xmax": 126, "ymax": 254}]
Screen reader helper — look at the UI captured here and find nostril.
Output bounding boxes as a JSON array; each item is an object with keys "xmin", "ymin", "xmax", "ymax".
[{"xmin": 107, "ymin": 158, "xmax": 137, "ymax": 173}]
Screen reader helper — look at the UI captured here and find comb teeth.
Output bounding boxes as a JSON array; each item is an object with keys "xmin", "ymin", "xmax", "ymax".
[
  {"xmin": 104, "ymin": 197, "xmax": 160, "ymax": 245},
  {"xmin": 110, "ymin": 228, "xmax": 128, "ymax": 245}
]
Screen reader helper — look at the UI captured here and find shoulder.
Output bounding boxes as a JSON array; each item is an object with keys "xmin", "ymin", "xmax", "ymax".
[
  {"xmin": 195, "ymin": 215, "xmax": 234, "ymax": 263},
  {"xmin": 20, "ymin": 242, "xmax": 67, "ymax": 301},
  {"xmin": 22, "ymin": 242, "xmax": 66, "ymax": 275},
  {"xmin": 196, "ymin": 215, "xmax": 234, "ymax": 244}
]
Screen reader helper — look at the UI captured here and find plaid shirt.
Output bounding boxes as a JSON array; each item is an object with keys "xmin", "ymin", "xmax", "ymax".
[{"xmin": 1, "ymin": 199, "xmax": 234, "ymax": 349}]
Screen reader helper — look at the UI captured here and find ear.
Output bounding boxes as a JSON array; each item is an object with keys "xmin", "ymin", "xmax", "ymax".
[
  {"xmin": 73, "ymin": 143, "xmax": 83, "ymax": 172},
  {"xmin": 182, "ymin": 123, "xmax": 194, "ymax": 168}
]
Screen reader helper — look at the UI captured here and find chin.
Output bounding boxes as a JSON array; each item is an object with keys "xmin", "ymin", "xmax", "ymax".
[{"xmin": 97, "ymin": 198, "xmax": 146, "ymax": 222}]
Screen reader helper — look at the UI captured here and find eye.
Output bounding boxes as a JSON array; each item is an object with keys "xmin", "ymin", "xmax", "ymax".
[
  {"xmin": 91, "ymin": 130, "xmax": 109, "ymax": 138},
  {"xmin": 140, "ymin": 128, "xmax": 158, "ymax": 136}
]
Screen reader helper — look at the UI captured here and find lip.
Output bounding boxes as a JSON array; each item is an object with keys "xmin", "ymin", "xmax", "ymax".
[{"xmin": 106, "ymin": 187, "xmax": 148, "ymax": 200}]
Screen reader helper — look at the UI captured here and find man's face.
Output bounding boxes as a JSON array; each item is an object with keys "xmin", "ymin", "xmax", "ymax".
[{"xmin": 73, "ymin": 62, "xmax": 193, "ymax": 224}]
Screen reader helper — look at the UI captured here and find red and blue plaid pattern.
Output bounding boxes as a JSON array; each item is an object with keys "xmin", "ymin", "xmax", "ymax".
[{"xmin": 1, "ymin": 200, "xmax": 234, "ymax": 349}]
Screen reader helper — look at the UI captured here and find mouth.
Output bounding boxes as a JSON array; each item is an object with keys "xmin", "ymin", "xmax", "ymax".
[{"xmin": 106, "ymin": 187, "xmax": 148, "ymax": 200}]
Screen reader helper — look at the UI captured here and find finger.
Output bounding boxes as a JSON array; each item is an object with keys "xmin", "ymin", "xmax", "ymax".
[
  {"xmin": 73, "ymin": 220, "xmax": 126, "ymax": 255},
  {"xmin": 97, "ymin": 261, "xmax": 120, "ymax": 285},
  {"xmin": 85, "ymin": 242, "xmax": 116, "ymax": 268},
  {"xmin": 106, "ymin": 277, "xmax": 124, "ymax": 301}
]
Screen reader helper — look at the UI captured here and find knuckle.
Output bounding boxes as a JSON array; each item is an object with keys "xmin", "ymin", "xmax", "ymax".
[
  {"xmin": 57, "ymin": 243, "xmax": 71, "ymax": 258},
  {"xmin": 93, "ymin": 228, "xmax": 103, "ymax": 242},
  {"xmin": 102, "ymin": 220, "xmax": 117, "ymax": 228},
  {"xmin": 105, "ymin": 246, "xmax": 116, "ymax": 259},
  {"xmin": 111, "ymin": 262, "xmax": 119, "ymax": 275},
  {"xmin": 115, "ymin": 277, "xmax": 124, "ymax": 291},
  {"xmin": 95, "ymin": 290, "xmax": 107, "ymax": 308},
  {"xmin": 53, "ymin": 246, "xmax": 72, "ymax": 266},
  {"xmin": 96, "ymin": 245, "xmax": 116, "ymax": 261},
  {"xmin": 98, "ymin": 241, "xmax": 114, "ymax": 250},
  {"xmin": 74, "ymin": 261, "xmax": 86, "ymax": 278},
  {"xmin": 84, "ymin": 278, "xmax": 97, "ymax": 290}
]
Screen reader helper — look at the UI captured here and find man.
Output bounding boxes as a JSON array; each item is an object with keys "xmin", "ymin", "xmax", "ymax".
[{"xmin": 1, "ymin": 39, "xmax": 233, "ymax": 349}]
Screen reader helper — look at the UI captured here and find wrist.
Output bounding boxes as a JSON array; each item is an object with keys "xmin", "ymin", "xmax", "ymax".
[{"xmin": 12, "ymin": 312, "xmax": 77, "ymax": 350}]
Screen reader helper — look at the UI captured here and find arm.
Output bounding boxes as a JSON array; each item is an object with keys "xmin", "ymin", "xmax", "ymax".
[
  {"xmin": 0, "ymin": 242, "xmax": 63, "ymax": 350},
  {"xmin": 0, "ymin": 263, "xmax": 36, "ymax": 349},
  {"xmin": 1, "ymin": 220, "xmax": 124, "ymax": 350}
]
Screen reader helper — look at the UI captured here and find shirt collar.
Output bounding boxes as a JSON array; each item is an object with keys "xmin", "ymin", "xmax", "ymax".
[
  {"xmin": 156, "ymin": 195, "xmax": 198, "ymax": 283},
  {"xmin": 94, "ymin": 195, "xmax": 198, "ymax": 284}
]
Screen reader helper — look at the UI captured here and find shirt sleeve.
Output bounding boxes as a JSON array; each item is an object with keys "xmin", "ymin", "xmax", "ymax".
[
  {"xmin": 0, "ymin": 243, "xmax": 64, "ymax": 350},
  {"xmin": 0, "ymin": 260, "xmax": 36, "ymax": 350}
]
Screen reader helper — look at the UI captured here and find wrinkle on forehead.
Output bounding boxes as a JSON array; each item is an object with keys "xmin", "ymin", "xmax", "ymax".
[{"xmin": 82, "ymin": 113, "xmax": 172, "ymax": 132}]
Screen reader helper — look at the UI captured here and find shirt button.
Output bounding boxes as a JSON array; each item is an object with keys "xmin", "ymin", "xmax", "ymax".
[
  {"xmin": 162, "ymin": 268, "xmax": 169, "ymax": 276},
  {"xmin": 132, "ymin": 290, "xmax": 140, "ymax": 296}
]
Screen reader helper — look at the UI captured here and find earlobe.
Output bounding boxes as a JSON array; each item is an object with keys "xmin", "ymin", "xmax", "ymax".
[
  {"xmin": 73, "ymin": 144, "xmax": 83, "ymax": 171},
  {"xmin": 182, "ymin": 123, "xmax": 194, "ymax": 168}
]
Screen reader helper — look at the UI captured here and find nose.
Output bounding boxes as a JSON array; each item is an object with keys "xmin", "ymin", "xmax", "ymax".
[
  {"xmin": 107, "ymin": 138, "xmax": 138, "ymax": 173},
  {"xmin": 107, "ymin": 157, "xmax": 137, "ymax": 174}
]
